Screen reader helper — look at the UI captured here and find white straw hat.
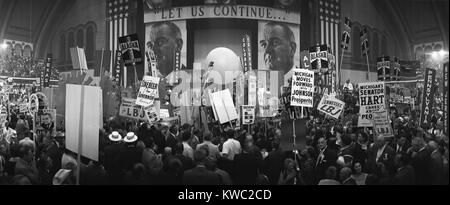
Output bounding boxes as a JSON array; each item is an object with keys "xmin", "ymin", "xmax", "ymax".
[
  {"xmin": 124, "ymin": 132, "xmax": 138, "ymax": 143},
  {"xmin": 108, "ymin": 131, "xmax": 122, "ymax": 142}
]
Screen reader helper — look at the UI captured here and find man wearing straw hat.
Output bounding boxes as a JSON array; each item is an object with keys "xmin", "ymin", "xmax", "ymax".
[
  {"xmin": 104, "ymin": 131, "xmax": 124, "ymax": 184},
  {"xmin": 118, "ymin": 132, "xmax": 143, "ymax": 182}
]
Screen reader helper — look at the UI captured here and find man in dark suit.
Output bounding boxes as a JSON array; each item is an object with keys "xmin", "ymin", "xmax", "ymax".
[
  {"xmin": 392, "ymin": 153, "xmax": 415, "ymax": 185},
  {"xmin": 315, "ymin": 137, "xmax": 338, "ymax": 183},
  {"xmin": 182, "ymin": 147, "xmax": 221, "ymax": 185},
  {"xmin": 410, "ymin": 136, "xmax": 432, "ymax": 185},
  {"xmin": 428, "ymin": 141, "xmax": 445, "ymax": 185},
  {"xmin": 164, "ymin": 125, "xmax": 178, "ymax": 151},
  {"xmin": 104, "ymin": 132, "xmax": 125, "ymax": 172},
  {"xmin": 366, "ymin": 135, "xmax": 395, "ymax": 176},
  {"xmin": 263, "ymin": 138, "xmax": 286, "ymax": 185},
  {"xmin": 393, "ymin": 135, "xmax": 410, "ymax": 155}
]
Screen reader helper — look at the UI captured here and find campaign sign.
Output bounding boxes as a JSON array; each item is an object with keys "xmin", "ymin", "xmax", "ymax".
[
  {"xmin": 43, "ymin": 53, "xmax": 52, "ymax": 88},
  {"xmin": 420, "ymin": 68, "xmax": 436, "ymax": 127},
  {"xmin": 317, "ymin": 94, "xmax": 345, "ymax": 119},
  {"xmin": 144, "ymin": 103, "xmax": 159, "ymax": 124},
  {"xmin": 120, "ymin": 98, "xmax": 147, "ymax": 121},
  {"xmin": 35, "ymin": 109, "xmax": 57, "ymax": 138},
  {"xmin": 210, "ymin": 89, "xmax": 239, "ymax": 124},
  {"xmin": 118, "ymin": 33, "xmax": 143, "ymax": 66},
  {"xmin": 29, "ymin": 94, "xmax": 39, "ymax": 114},
  {"xmin": 443, "ymin": 63, "xmax": 448, "ymax": 135},
  {"xmin": 242, "ymin": 34, "xmax": 252, "ymax": 72},
  {"xmin": 19, "ymin": 103, "xmax": 29, "ymax": 113},
  {"xmin": 358, "ymin": 82, "xmax": 386, "ymax": 127},
  {"xmin": 136, "ymin": 76, "xmax": 160, "ymax": 107},
  {"xmin": 290, "ymin": 69, "xmax": 314, "ymax": 107},
  {"xmin": 372, "ymin": 110, "xmax": 394, "ymax": 138},
  {"xmin": 242, "ymin": 105, "xmax": 255, "ymax": 125}
]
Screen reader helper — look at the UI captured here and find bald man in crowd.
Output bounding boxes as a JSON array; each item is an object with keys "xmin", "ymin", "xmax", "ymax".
[
  {"xmin": 147, "ymin": 21, "xmax": 184, "ymax": 77},
  {"xmin": 260, "ymin": 21, "xmax": 297, "ymax": 74},
  {"xmin": 366, "ymin": 135, "xmax": 395, "ymax": 175}
]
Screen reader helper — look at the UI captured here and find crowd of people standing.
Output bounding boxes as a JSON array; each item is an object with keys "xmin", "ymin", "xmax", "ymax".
[{"xmin": 0, "ymin": 108, "xmax": 447, "ymax": 185}]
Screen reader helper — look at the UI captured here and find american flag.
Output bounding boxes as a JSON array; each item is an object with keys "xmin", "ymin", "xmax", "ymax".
[
  {"xmin": 106, "ymin": 0, "xmax": 130, "ymax": 86},
  {"xmin": 318, "ymin": 0, "xmax": 341, "ymax": 73}
]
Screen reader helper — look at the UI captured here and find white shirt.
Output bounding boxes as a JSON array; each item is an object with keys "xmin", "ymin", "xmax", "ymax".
[
  {"xmin": 343, "ymin": 82, "xmax": 354, "ymax": 91},
  {"xmin": 376, "ymin": 144, "xmax": 387, "ymax": 162},
  {"xmin": 222, "ymin": 138, "xmax": 242, "ymax": 161}
]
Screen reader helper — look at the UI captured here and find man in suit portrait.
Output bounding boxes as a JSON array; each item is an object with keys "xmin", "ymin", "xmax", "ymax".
[
  {"xmin": 260, "ymin": 21, "xmax": 297, "ymax": 74},
  {"xmin": 147, "ymin": 21, "xmax": 184, "ymax": 78}
]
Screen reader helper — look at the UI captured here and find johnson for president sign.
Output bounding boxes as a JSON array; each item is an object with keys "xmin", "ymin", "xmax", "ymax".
[
  {"xmin": 119, "ymin": 33, "xmax": 143, "ymax": 66},
  {"xmin": 358, "ymin": 82, "xmax": 386, "ymax": 127},
  {"xmin": 290, "ymin": 69, "xmax": 314, "ymax": 108}
]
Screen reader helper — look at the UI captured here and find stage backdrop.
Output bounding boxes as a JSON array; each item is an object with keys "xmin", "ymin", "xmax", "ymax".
[{"xmin": 144, "ymin": 4, "xmax": 300, "ymax": 124}]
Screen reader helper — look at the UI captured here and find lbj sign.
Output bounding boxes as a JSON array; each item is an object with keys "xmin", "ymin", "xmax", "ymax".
[
  {"xmin": 120, "ymin": 98, "xmax": 147, "ymax": 120},
  {"xmin": 372, "ymin": 110, "xmax": 394, "ymax": 138},
  {"xmin": 317, "ymin": 95, "xmax": 345, "ymax": 119}
]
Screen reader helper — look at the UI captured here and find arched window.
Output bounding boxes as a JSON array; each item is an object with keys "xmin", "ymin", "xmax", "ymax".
[
  {"xmin": 23, "ymin": 45, "xmax": 32, "ymax": 58},
  {"xmin": 415, "ymin": 47, "xmax": 424, "ymax": 60},
  {"xmin": 424, "ymin": 45, "xmax": 432, "ymax": 53},
  {"xmin": 14, "ymin": 44, "xmax": 22, "ymax": 57},
  {"xmin": 381, "ymin": 35, "xmax": 388, "ymax": 56},
  {"xmin": 372, "ymin": 32, "xmax": 379, "ymax": 60},
  {"xmin": 434, "ymin": 44, "xmax": 443, "ymax": 51},
  {"xmin": 86, "ymin": 26, "xmax": 95, "ymax": 61},
  {"xmin": 60, "ymin": 34, "xmax": 66, "ymax": 63},
  {"xmin": 352, "ymin": 26, "xmax": 361, "ymax": 61},
  {"xmin": 68, "ymin": 32, "xmax": 75, "ymax": 61},
  {"xmin": 76, "ymin": 29, "xmax": 84, "ymax": 48},
  {"xmin": 5, "ymin": 43, "xmax": 13, "ymax": 57}
]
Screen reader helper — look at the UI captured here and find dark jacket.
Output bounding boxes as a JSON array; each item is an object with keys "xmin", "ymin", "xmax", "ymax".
[
  {"xmin": 182, "ymin": 166, "xmax": 221, "ymax": 185},
  {"xmin": 46, "ymin": 141, "xmax": 63, "ymax": 177},
  {"xmin": 392, "ymin": 165, "xmax": 415, "ymax": 185},
  {"xmin": 338, "ymin": 143, "xmax": 367, "ymax": 167},
  {"xmin": 103, "ymin": 142, "xmax": 125, "ymax": 172},
  {"xmin": 263, "ymin": 149, "xmax": 285, "ymax": 185},
  {"xmin": 174, "ymin": 154, "xmax": 195, "ymax": 172},
  {"xmin": 430, "ymin": 150, "xmax": 445, "ymax": 185},
  {"xmin": 165, "ymin": 134, "xmax": 178, "ymax": 151},
  {"xmin": 411, "ymin": 147, "xmax": 432, "ymax": 185},
  {"xmin": 118, "ymin": 145, "xmax": 143, "ymax": 174},
  {"xmin": 342, "ymin": 177, "xmax": 357, "ymax": 185},
  {"xmin": 234, "ymin": 153, "xmax": 259, "ymax": 185},
  {"xmin": 315, "ymin": 147, "xmax": 338, "ymax": 182},
  {"xmin": 366, "ymin": 144, "xmax": 395, "ymax": 175}
]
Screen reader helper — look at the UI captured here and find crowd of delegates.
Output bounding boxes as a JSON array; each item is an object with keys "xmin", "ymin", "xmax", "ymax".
[
  {"xmin": 0, "ymin": 55, "xmax": 59, "ymax": 79},
  {"xmin": 0, "ymin": 109, "xmax": 448, "ymax": 185}
]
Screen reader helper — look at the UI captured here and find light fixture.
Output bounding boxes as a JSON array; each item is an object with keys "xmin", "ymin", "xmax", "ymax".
[
  {"xmin": 438, "ymin": 49, "xmax": 449, "ymax": 56},
  {"xmin": 430, "ymin": 50, "xmax": 449, "ymax": 62},
  {"xmin": 0, "ymin": 43, "xmax": 8, "ymax": 50}
]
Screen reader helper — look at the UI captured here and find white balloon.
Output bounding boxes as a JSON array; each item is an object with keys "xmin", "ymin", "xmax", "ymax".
[{"xmin": 205, "ymin": 47, "xmax": 242, "ymax": 85}]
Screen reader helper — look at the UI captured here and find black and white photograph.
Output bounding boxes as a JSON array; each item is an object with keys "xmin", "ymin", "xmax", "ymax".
[{"xmin": 0, "ymin": 0, "xmax": 448, "ymax": 203}]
